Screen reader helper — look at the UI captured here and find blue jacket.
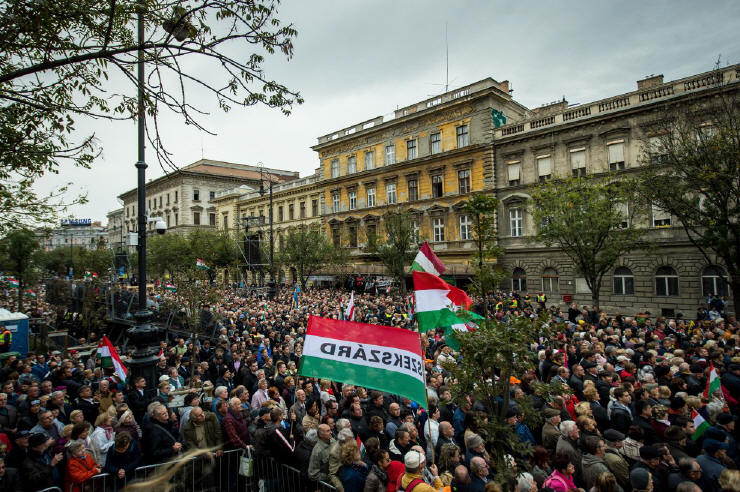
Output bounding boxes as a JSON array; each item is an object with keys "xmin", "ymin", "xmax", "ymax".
[{"xmin": 696, "ymin": 453, "xmax": 726, "ymax": 492}]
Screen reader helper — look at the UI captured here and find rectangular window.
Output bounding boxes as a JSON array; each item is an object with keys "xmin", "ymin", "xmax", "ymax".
[
  {"xmin": 209, "ymin": 191, "xmax": 215, "ymax": 200},
  {"xmin": 166, "ymin": 193, "xmax": 170, "ymax": 205},
  {"xmin": 209, "ymin": 213, "xmax": 216, "ymax": 226},
  {"xmin": 288, "ymin": 204, "xmax": 294, "ymax": 220},
  {"xmin": 386, "ymin": 183, "xmax": 397, "ymax": 205},
  {"xmin": 193, "ymin": 189, "xmax": 200, "ymax": 201},
  {"xmin": 300, "ymin": 202, "xmax": 306, "ymax": 219},
  {"xmin": 330, "ymin": 159, "xmax": 339, "ymax": 178},
  {"xmin": 608, "ymin": 141, "xmax": 625, "ymax": 171},
  {"xmin": 347, "ymin": 156, "xmax": 357, "ymax": 174},
  {"xmin": 458, "ymin": 169, "xmax": 471, "ymax": 194},
  {"xmin": 385, "ymin": 145, "xmax": 396, "ymax": 165},
  {"xmin": 367, "ymin": 187, "xmax": 376, "ymax": 207},
  {"xmin": 223, "ymin": 214, "xmax": 229, "ymax": 230},
  {"xmin": 432, "ymin": 174, "xmax": 444, "ymax": 198},
  {"xmin": 408, "ymin": 179, "xmax": 418, "ymax": 202},
  {"xmin": 430, "ymin": 132, "xmax": 441, "ymax": 154},
  {"xmin": 175, "ymin": 213, "xmax": 178, "ymax": 225},
  {"xmin": 278, "ymin": 206, "xmax": 284, "ymax": 222},
  {"xmin": 348, "ymin": 191, "xmax": 357, "ymax": 210},
  {"xmin": 570, "ymin": 148, "xmax": 586, "ymax": 177},
  {"xmin": 652, "ymin": 205, "xmax": 671, "ymax": 227},
  {"xmin": 348, "ymin": 225, "xmax": 358, "ymax": 248},
  {"xmin": 507, "ymin": 161, "xmax": 521, "ymax": 186},
  {"xmin": 174, "ymin": 191, "xmax": 178, "ymax": 202},
  {"xmin": 456, "ymin": 125, "xmax": 469, "ymax": 148},
  {"xmin": 537, "ymin": 155, "xmax": 552, "ymax": 182},
  {"xmin": 616, "ymin": 202, "xmax": 630, "ymax": 229},
  {"xmin": 649, "ymin": 136, "xmax": 666, "ymax": 165},
  {"xmin": 459, "ymin": 215, "xmax": 472, "ymax": 240},
  {"xmin": 193, "ymin": 212, "xmax": 201, "ymax": 225},
  {"xmin": 331, "ymin": 228, "xmax": 340, "ymax": 247},
  {"xmin": 407, "ymin": 139, "xmax": 417, "ymax": 160},
  {"xmin": 332, "ymin": 193, "xmax": 340, "ymax": 213},
  {"xmin": 159, "ymin": 197, "xmax": 162, "ymax": 207},
  {"xmin": 510, "ymin": 208, "xmax": 523, "ymax": 237},
  {"xmin": 433, "ymin": 218, "xmax": 445, "ymax": 242},
  {"xmin": 367, "ymin": 224, "xmax": 377, "ymax": 246},
  {"xmin": 365, "ymin": 151, "xmax": 375, "ymax": 170},
  {"xmin": 312, "ymin": 199, "xmax": 319, "ymax": 217}
]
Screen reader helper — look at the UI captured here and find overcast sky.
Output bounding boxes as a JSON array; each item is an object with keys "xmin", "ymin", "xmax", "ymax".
[{"xmin": 34, "ymin": 0, "xmax": 740, "ymax": 224}]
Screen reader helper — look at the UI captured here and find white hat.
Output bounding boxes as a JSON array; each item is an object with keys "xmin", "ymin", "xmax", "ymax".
[
  {"xmin": 404, "ymin": 450, "xmax": 424, "ymax": 468},
  {"xmin": 158, "ymin": 375, "xmax": 170, "ymax": 382}
]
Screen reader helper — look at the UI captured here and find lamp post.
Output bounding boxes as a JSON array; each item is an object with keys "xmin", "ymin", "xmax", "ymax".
[{"xmin": 258, "ymin": 164, "xmax": 275, "ymax": 298}]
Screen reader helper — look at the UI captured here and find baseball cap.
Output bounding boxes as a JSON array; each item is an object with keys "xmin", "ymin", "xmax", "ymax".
[{"xmin": 404, "ymin": 450, "xmax": 424, "ymax": 468}]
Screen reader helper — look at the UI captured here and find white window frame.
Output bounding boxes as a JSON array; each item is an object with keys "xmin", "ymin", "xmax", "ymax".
[
  {"xmin": 537, "ymin": 154, "xmax": 552, "ymax": 182},
  {"xmin": 407, "ymin": 139, "xmax": 417, "ymax": 160},
  {"xmin": 433, "ymin": 217, "xmax": 445, "ymax": 242},
  {"xmin": 332, "ymin": 193, "xmax": 340, "ymax": 213},
  {"xmin": 507, "ymin": 161, "xmax": 521, "ymax": 186},
  {"xmin": 430, "ymin": 132, "xmax": 441, "ymax": 154},
  {"xmin": 386, "ymin": 183, "xmax": 397, "ymax": 205},
  {"xmin": 509, "ymin": 207, "xmax": 523, "ymax": 237},
  {"xmin": 652, "ymin": 205, "xmax": 671, "ymax": 228},
  {"xmin": 456, "ymin": 125, "xmax": 469, "ymax": 148},
  {"xmin": 655, "ymin": 267, "xmax": 679, "ymax": 296},
  {"xmin": 570, "ymin": 148, "xmax": 586, "ymax": 177},
  {"xmin": 385, "ymin": 145, "xmax": 396, "ymax": 165},
  {"xmin": 459, "ymin": 215, "xmax": 472, "ymax": 240},
  {"xmin": 347, "ymin": 155, "xmax": 356, "ymax": 174},
  {"xmin": 348, "ymin": 191, "xmax": 357, "ymax": 210},
  {"xmin": 613, "ymin": 267, "xmax": 634, "ymax": 295},
  {"xmin": 458, "ymin": 169, "xmax": 471, "ymax": 194},
  {"xmin": 365, "ymin": 151, "xmax": 375, "ymax": 170},
  {"xmin": 607, "ymin": 140, "xmax": 626, "ymax": 171},
  {"xmin": 330, "ymin": 159, "xmax": 339, "ymax": 178},
  {"xmin": 367, "ymin": 187, "xmax": 376, "ymax": 207}
]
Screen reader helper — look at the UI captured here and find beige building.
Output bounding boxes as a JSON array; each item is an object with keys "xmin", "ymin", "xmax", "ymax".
[
  {"xmin": 213, "ymin": 171, "xmax": 324, "ymax": 283},
  {"xmin": 492, "ymin": 65, "xmax": 739, "ymax": 316},
  {"xmin": 106, "ymin": 208, "xmax": 124, "ymax": 251},
  {"xmin": 117, "ymin": 159, "xmax": 298, "ymax": 235}
]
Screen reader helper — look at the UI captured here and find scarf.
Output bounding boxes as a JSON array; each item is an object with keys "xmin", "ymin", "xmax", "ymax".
[
  {"xmin": 101, "ymin": 425, "xmax": 114, "ymax": 440},
  {"xmin": 370, "ymin": 464, "xmax": 388, "ymax": 485}
]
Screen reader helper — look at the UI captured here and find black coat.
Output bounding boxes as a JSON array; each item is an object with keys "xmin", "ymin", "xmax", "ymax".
[
  {"xmin": 145, "ymin": 420, "xmax": 180, "ymax": 464},
  {"xmin": 74, "ymin": 398, "xmax": 99, "ymax": 426},
  {"xmin": 21, "ymin": 451, "xmax": 56, "ymax": 491},
  {"xmin": 126, "ymin": 389, "xmax": 149, "ymax": 422},
  {"xmin": 0, "ymin": 467, "xmax": 22, "ymax": 492}
]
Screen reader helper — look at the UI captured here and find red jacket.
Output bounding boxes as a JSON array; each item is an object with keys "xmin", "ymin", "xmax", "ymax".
[{"xmin": 66, "ymin": 453, "xmax": 100, "ymax": 492}]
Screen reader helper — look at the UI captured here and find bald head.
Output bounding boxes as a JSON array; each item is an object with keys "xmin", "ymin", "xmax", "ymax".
[
  {"xmin": 317, "ymin": 424, "xmax": 331, "ymax": 442},
  {"xmin": 190, "ymin": 406, "xmax": 205, "ymax": 424}
]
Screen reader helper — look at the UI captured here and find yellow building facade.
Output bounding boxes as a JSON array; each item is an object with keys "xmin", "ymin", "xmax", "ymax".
[{"xmin": 311, "ymin": 78, "xmax": 527, "ymax": 276}]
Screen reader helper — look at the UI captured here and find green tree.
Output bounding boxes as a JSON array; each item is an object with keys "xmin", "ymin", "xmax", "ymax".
[
  {"xmin": 373, "ymin": 210, "xmax": 418, "ymax": 294},
  {"xmin": 0, "ymin": 228, "xmax": 40, "ymax": 311},
  {"xmin": 462, "ymin": 194, "xmax": 505, "ymax": 316},
  {"xmin": 528, "ymin": 175, "xmax": 645, "ymax": 308},
  {"xmin": 450, "ymin": 315, "xmax": 563, "ymax": 487},
  {"xmin": 278, "ymin": 224, "xmax": 347, "ymax": 289},
  {"xmin": 634, "ymin": 72, "xmax": 740, "ymax": 314},
  {"xmin": 1, "ymin": 0, "xmax": 302, "ymax": 233}
]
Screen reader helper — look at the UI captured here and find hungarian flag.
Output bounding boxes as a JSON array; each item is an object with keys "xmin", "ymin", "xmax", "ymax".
[
  {"xmin": 23, "ymin": 289, "xmax": 36, "ymax": 299},
  {"xmin": 444, "ymin": 309, "xmax": 484, "ymax": 350},
  {"xmin": 7, "ymin": 278, "xmax": 19, "ymax": 289},
  {"xmin": 410, "ymin": 242, "xmax": 446, "ymax": 276},
  {"xmin": 196, "ymin": 258, "xmax": 210, "ymax": 270},
  {"xmin": 413, "ymin": 271, "xmax": 471, "ymax": 333},
  {"xmin": 345, "ymin": 291, "xmax": 355, "ymax": 321},
  {"xmin": 691, "ymin": 409, "xmax": 710, "ymax": 440},
  {"xmin": 299, "ymin": 316, "xmax": 427, "ymax": 406},
  {"xmin": 704, "ymin": 362, "xmax": 721, "ymax": 398},
  {"xmin": 165, "ymin": 283, "xmax": 176, "ymax": 292},
  {"xmin": 96, "ymin": 336, "xmax": 127, "ymax": 383},
  {"xmin": 356, "ymin": 435, "xmax": 366, "ymax": 458}
]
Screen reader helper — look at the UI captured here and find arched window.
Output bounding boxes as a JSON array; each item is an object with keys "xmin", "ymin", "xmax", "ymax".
[
  {"xmin": 541, "ymin": 268, "xmax": 558, "ymax": 293},
  {"xmin": 613, "ymin": 267, "xmax": 634, "ymax": 295},
  {"xmin": 512, "ymin": 268, "xmax": 527, "ymax": 291},
  {"xmin": 702, "ymin": 266, "xmax": 729, "ymax": 297},
  {"xmin": 655, "ymin": 266, "xmax": 679, "ymax": 296}
]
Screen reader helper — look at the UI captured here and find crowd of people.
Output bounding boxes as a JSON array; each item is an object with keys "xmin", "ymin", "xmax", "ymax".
[{"xmin": 0, "ymin": 282, "xmax": 738, "ymax": 492}]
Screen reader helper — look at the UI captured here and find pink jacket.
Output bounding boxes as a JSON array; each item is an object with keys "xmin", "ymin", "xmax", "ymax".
[{"xmin": 543, "ymin": 469, "xmax": 576, "ymax": 492}]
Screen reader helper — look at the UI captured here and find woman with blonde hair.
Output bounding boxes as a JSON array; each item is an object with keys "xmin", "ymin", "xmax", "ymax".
[
  {"xmin": 89, "ymin": 413, "xmax": 116, "ymax": 466},
  {"xmin": 338, "ymin": 437, "xmax": 368, "ymax": 492},
  {"xmin": 114, "ymin": 409, "xmax": 142, "ymax": 442}
]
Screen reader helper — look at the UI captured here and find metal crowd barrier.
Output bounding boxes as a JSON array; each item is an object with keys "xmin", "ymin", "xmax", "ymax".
[{"xmin": 56, "ymin": 447, "xmax": 337, "ymax": 492}]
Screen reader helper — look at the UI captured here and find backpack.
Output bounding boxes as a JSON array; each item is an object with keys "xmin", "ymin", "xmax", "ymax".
[
  {"xmin": 543, "ymin": 473, "xmax": 568, "ymax": 491},
  {"xmin": 397, "ymin": 476, "xmax": 425, "ymax": 492}
]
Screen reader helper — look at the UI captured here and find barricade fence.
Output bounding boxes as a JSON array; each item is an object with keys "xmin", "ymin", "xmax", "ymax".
[{"xmin": 59, "ymin": 447, "xmax": 337, "ymax": 492}]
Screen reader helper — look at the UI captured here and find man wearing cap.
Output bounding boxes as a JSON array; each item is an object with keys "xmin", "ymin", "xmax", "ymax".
[
  {"xmin": 541, "ymin": 407, "xmax": 561, "ymax": 456},
  {"xmin": 696, "ymin": 438, "xmax": 728, "ymax": 492},
  {"xmin": 399, "ymin": 448, "xmax": 442, "ymax": 492},
  {"xmin": 603, "ymin": 429, "xmax": 630, "ymax": 490},
  {"xmin": 21, "ymin": 432, "xmax": 63, "ymax": 490},
  {"xmin": 5, "ymin": 430, "xmax": 29, "ymax": 470},
  {"xmin": 629, "ymin": 468, "xmax": 653, "ymax": 492},
  {"xmin": 630, "ymin": 445, "xmax": 672, "ymax": 492},
  {"xmin": 711, "ymin": 413, "xmax": 738, "ymax": 464}
]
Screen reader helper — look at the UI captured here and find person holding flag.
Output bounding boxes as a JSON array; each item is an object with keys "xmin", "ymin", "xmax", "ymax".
[
  {"xmin": 345, "ymin": 291, "xmax": 355, "ymax": 321},
  {"xmin": 97, "ymin": 336, "xmax": 128, "ymax": 385},
  {"xmin": 293, "ymin": 283, "xmax": 301, "ymax": 309}
]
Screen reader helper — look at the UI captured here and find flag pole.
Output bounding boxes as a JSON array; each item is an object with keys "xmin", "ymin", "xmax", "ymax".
[{"xmin": 418, "ymin": 333, "xmax": 435, "ymax": 466}]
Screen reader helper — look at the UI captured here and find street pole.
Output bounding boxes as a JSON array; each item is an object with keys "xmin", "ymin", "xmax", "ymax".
[
  {"xmin": 126, "ymin": 4, "xmax": 160, "ymax": 398},
  {"xmin": 269, "ymin": 181, "xmax": 275, "ymax": 297}
]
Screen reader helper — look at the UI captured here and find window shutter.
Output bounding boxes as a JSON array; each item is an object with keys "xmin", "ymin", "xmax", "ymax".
[
  {"xmin": 537, "ymin": 155, "xmax": 552, "ymax": 176},
  {"xmin": 507, "ymin": 162, "xmax": 521, "ymax": 181},
  {"xmin": 652, "ymin": 205, "xmax": 671, "ymax": 221},
  {"xmin": 608, "ymin": 142, "xmax": 624, "ymax": 163},
  {"xmin": 570, "ymin": 149, "xmax": 586, "ymax": 169}
]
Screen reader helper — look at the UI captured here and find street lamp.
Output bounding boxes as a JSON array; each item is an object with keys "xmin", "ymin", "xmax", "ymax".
[{"xmin": 258, "ymin": 163, "xmax": 276, "ymax": 298}]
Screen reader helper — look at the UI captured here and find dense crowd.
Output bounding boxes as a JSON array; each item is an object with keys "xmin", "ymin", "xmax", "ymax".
[{"xmin": 0, "ymin": 282, "xmax": 738, "ymax": 492}]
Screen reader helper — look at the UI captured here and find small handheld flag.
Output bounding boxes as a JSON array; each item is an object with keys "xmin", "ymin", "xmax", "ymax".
[
  {"xmin": 196, "ymin": 258, "xmax": 210, "ymax": 270},
  {"xmin": 96, "ymin": 336, "xmax": 127, "ymax": 383}
]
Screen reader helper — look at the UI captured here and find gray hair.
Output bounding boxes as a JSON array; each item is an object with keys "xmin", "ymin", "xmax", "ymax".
[
  {"xmin": 469, "ymin": 456, "xmax": 486, "ymax": 475},
  {"xmin": 337, "ymin": 428, "xmax": 354, "ymax": 443},
  {"xmin": 67, "ymin": 439, "xmax": 86, "ymax": 455},
  {"xmin": 51, "ymin": 391, "xmax": 64, "ymax": 399},
  {"xmin": 516, "ymin": 472, "xmax": 535, "ymax": 492},
  {"xmin": 215, "ymin": 386, "xmax": 228, "ymax": 398},
  {"xmin": 336, "ymin": 418, "xmax": 351, "ymax": 431},
  {"xmin": 148, "ymin": 402, "xmax": 165, "ymax": 417},
  {"xmin": 560, "ymin": 420, "xmax": 577, "ymax": 438},
  {"xmin": 305, "ymin": 428, "xmax": 318, "ymax": 444}
]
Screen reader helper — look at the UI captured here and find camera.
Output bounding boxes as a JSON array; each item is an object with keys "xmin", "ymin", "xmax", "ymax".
[{"xmin": 155, "ymin": 218, "xmax": 167, "ymax": 235}]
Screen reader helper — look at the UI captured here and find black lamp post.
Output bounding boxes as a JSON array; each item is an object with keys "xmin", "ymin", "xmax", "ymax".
[{"xmin": 258, "ymin": 164, "xmax": 275, "ymax": 298}]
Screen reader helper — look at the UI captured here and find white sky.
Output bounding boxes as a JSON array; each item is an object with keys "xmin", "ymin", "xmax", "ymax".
[{"xmin": 34, "ymin": 0, "xmax": 740, "ymax": 224}]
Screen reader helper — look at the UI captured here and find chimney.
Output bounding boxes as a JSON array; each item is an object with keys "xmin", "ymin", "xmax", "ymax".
[
  {"xmin": 637, "ymin": 74, "xmax": 664, "ymax": 90},
  {"xmin": 499, "ymin": 80, "xmax": 510, "ymax": 94}
]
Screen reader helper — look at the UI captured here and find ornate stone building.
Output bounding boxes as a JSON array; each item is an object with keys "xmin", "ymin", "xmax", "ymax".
[
  {"xmin": 492, "ymin": 65, "xmax": 738, "ymax": 316},
  {"xmin": 311, "ymin": 78, "xmax": 527, "ymax": 276}
]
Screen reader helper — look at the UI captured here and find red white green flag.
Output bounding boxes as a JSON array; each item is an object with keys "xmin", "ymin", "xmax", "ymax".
[
  {"xmin": 409, "ymin": 241, "xmax": 446, "ymax": 275},
  {"xmin": 96, "ymin": 336, "xmax": 127, "ymax": 383},
  {"xmin": 299, "ymin": 316, "xmax": 427, "ymax": 406},
  {"xmin": 413, "ymin": 271, "xmax": 472, "ymax": 333},
  {"xmin": 196, "ymin": 258, "xmax": 210, "ymax": 270},
  {"xmin": 7, "ymin": 278, "xmax": 19, "ymax": 289},
  {"xmin": 704, "ymin": 362, "xmax": 721, "ymax": 398},
  {"xmin": 691, "ymin": 409, "xmax": 710, "ymax": 440}
]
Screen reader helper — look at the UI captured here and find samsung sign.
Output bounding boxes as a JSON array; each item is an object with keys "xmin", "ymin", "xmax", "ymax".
[{"xmin": 61, "ymin": 218, "xmax": 92, "ymax": 227}]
